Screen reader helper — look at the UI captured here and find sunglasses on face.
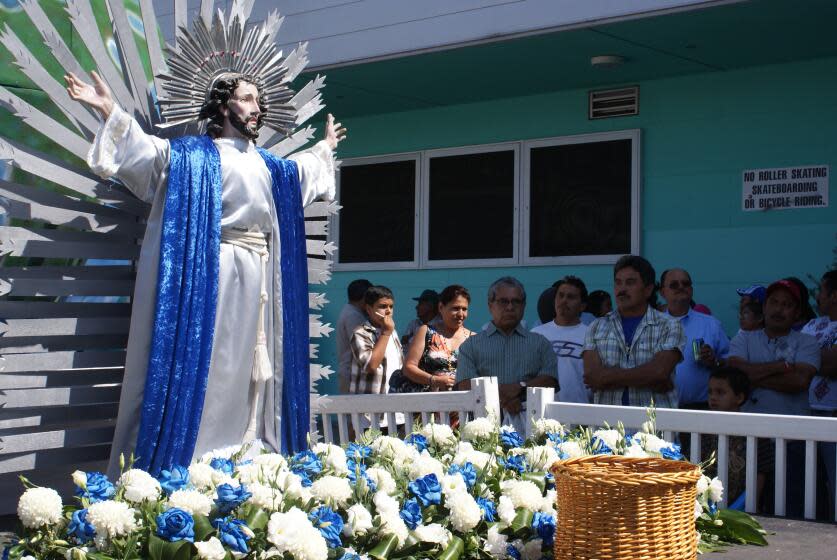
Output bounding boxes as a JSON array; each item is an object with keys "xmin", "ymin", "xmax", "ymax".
[{"xmin": 667, "ymin": 280, "xmax": 692, "ymax": 290}]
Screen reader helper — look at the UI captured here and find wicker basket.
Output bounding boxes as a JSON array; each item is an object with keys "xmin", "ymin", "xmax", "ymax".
[{"xmin": 550, "ymin": 455, "xmax": 701, "ymax": 560}]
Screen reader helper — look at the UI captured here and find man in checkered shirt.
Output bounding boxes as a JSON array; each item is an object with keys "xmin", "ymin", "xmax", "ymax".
[{"xmin": 583, "ymin": 255, "xmax": 686, "ymax": 408}]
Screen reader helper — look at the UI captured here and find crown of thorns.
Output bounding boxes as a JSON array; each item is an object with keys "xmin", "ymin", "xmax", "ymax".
[{"xmin": 155, "ymin": 8, "xmax": 296, "ymax": 134}]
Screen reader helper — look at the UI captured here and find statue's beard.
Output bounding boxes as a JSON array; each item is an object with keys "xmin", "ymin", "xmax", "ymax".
[{"xmin": 228, "ymin": 108, "xmax": 260, "ymax": 140}]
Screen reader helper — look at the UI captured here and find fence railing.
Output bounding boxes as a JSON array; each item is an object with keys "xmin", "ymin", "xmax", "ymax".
[
  {"xmin": 310, "ymin": 377, "xmax": 500, "ymax": 445},
  {"xmin": 527, "ymin": 387, "xmax": 837, "ymax": 521}
]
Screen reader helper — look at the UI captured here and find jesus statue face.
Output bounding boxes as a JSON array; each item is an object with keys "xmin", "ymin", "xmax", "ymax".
[{"xmin": 221, "ymin": 81, "xmax": 262, "ymax": 140}]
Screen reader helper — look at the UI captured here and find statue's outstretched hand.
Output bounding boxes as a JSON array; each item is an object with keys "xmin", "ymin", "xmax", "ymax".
[
  {"xmin": 324, "ymin": 113, "xmax": 347, "ymax": 150},
  {"xmin": 65, "ymin": 70, "xmax": 114, "ymax": 120}
]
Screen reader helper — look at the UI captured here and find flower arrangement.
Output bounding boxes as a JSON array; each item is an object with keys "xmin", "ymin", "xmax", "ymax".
[{"xmin": 1, "ymin": 415, "xmax": 765, "ymax": 560}]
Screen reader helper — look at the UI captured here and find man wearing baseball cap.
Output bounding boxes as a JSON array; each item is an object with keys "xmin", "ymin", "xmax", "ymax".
[
  {"xmin": 728, "ymin": 279, "xmax": 820, "ymax": 515},
  {"xmin": 401, "ymin": 289, "xmax": 440, "ymax": 347}
]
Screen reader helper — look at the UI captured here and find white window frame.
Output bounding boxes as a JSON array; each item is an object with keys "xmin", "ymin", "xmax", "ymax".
[
  {"xmin": 521, "ymin": 129, "xmax": 641, "ymax": 266},
  {"xmin": 419, "ymin": 142, "xmax": 520, "ymax": 269},
  {"xmin": 331, "ymin": 152, "xmax": 421, "ymax": 272}
]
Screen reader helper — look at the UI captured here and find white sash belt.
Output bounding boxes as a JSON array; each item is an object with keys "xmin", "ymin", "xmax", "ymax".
[{"xmin": 220, "ymin": 228, "xmax": 271, "ymax": 441}]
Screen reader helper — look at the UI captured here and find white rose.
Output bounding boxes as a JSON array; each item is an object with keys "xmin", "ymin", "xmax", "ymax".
[
  {"xmin": 365, "ymin": 467, "xmax": 397, "ymax": 495},
  {"xmin": 448, "ymin": 492, "xmax": 481, "ymax": 532},
  {"xmin": 461, "ymin": 417, "xmax": 497, "ymax": 441},
  {"xmin": 519, "ymin": 445, "xmax": 559, "ymax": 471},
  {"xmin": 708, "ymin": 477, "xmax": 724, "ymax": 503},
  {"xmin": 412, "ymin": 523, "xmax": 451, "ymax": 546},
  {"xmin": 696, "ymin": 475, "xmax": 710, "ymax": 496},
  {"xmin": 379, "ymin": 511, "xmax": 409, "ymax": 546},
  {"xmin": 557, "ymin": 441, "xmax": 584, "ymax": 459},
  {"xmin": 623, "ymin": 444, "xmax": 649, "ymax": 458},
  {"xmin": 501, "ymin": 480, "xmax": 543, "ymax": 509},
  {"xmin": 484, "ymin": 525, "xmax": 509, "ymax": 557},
  {"xmin": 533, "ymin": 418, "xmax": 565, "ymax": 438},
  {"xmin": 194, "ymin": 537, "xmax": 227, "ymax": 560},
  {"xmin": 17, "ymin": 487, "xmax": 63, "ymax": 528},
  {"xmin": 373, "ymin": 491, "xmax": 400, "ymax": 515},
  {"xmin": 497, "ymin": 495, "xmax": 517, "ymax": 526},
  {"xmin": 522, "ymin": 538, "xmax": 544, "ymax": 560},
  {"xmin": 247, "ymin": 482, "xmax": 283, "ymax": 511},
  {"xmin": 252, "ymin": 453, "xmax": 288, "ymax": 470},
  {"xmin": 310, "ymin": 476, "xmax": 353, "ymax": 509},
  {"xmin": 343, "ymin": 504, "xmax": 374, "ymax": 537},
  {"xmin": 312, "ymin": 443, "xmax": 348, "ymax": 473},
  {"xmin": 86, "ymin": 500, "xmax": 138, "ymax": 538},
  {"xmin": 188, "ymin": 463, "xmax": 216, "ymax": 490},
  {"xmin": 167, "ymin": 489, "xmax": 213, "ymax": 516},
  {"xmin": 408, "ymin": 451, "xmax": 445, "ymax": 480},
  {"xmin": 592, "ymin": 429, "xmax": 621, "ymax": 450},
  {"xmin": 370, "ymin": 436, "xmax": 409, "ymax": 460},
  {"xmin": 118, "ymin": 469, "xmax": 162, "ymax": 503},
  {"xmin": 72, "ymin": 470, "xmax": 87, "ymax": 490},
  {"xmin": 634, "ymin": 432, "xmax": 668, "ymax": 454},
  {"xmin": 539, "ymin": 489, "xmax": 557, "ymax": 514},
  {"xmin": 694, "ymin": 500, "xmax": 703, "ymax": 519}
]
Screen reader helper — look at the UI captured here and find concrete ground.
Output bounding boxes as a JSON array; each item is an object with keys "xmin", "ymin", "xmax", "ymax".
[{"xmin": 713, "ymin": 516, "xmax": 837, "ymax": 560}]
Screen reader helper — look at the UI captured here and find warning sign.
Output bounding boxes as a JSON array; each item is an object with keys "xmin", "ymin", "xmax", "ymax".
[{"xmin": 742, "ymin": 165, "xmax": 829, "ymax": 211}]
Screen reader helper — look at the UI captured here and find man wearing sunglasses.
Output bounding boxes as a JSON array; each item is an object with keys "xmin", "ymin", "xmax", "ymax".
[{"xmin": 660, "ymin": 269, "xmax": 730, "ymax": 409}]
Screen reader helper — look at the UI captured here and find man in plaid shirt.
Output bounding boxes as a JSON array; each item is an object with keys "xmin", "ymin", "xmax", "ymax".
[{"xmin": 583, "ymin": 255, "xmax": 686, "ymax": 408}]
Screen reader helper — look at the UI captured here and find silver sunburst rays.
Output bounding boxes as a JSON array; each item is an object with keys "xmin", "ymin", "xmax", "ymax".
[{"xmin": 156, "ymin": 6, "xmax": 297, "ymax": 135}]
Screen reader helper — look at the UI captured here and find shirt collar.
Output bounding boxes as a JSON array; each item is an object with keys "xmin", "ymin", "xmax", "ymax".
[{"xmin": 486, "ymin": 322, "xmax": 527, "ymax": 337}]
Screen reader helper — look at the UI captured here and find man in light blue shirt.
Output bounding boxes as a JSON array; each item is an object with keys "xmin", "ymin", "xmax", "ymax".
[{"xmin": 660, "ymin": 268, "xmax": 730, "ymax": 409}]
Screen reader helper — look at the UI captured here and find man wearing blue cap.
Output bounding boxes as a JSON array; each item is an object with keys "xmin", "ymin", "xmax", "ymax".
[{"xmin": 402, "ymin": 289, "xmax": 441, "ymax": 347}]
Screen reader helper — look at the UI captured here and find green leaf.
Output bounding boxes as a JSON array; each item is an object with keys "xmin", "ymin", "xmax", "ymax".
[
  {"xmin": 147, "ymin": 534, "xmax": 194, "ymax": 560},
  {"xmin": 510, "ymin": 510, "xmax": 534, "ymax": 535},
  {"xmin": 244, "ymin": 508, "xmax": 269, "ymax": 532},
  {"xmin": 148, "ymin": 534, "xmax": 166, "ymax": 560},
  {"xmin": 437, "ymin": 536, "xmax": 465, "ymax": 560},
  {"xmin": 522, "ymin": 472, "xmax": 546, "ymax": 492},
  {"xmin": 193, "ymin": 515, "xmax": 214, "ymax": 541},
  {"xmin": 368, "ymin": 534, "xmax": 400, "ymax": 560}
]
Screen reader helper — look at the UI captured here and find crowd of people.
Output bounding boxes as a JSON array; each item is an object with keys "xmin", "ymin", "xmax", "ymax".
[{"xmin": 334, "ymin": 256, "xmax": 837, "ymax": 517}]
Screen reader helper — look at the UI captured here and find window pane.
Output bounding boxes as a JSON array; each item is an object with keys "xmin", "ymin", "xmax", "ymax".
[
  {"xmin": 338, "ymin": 160, "xmax": 415, "ymax": 263},
  {"xmin": 529, "ymin": 139, "xmax": 632, "ymax": 257},
  {"xmin": 428, "ymin": 150, "xmax": 515, "ymax": 261}
]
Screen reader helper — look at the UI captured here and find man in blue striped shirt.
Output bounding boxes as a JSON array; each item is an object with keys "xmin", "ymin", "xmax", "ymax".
[{"xmin": 455, "ymin": 277, "xmax": 557, "ymax": 431}]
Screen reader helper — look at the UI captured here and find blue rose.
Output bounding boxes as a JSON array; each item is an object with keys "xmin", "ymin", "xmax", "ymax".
[
  {"xmin": 532, "ymin": 511, "xmax": 556, "ymax": 546},
  {"xmin": 75, "ymin": 472, "xmax": 115, "ymax": 503},
  {"xmin": 408, "ymin": 473, "xmax": 442, "ymax": 507},
  {"xmin": 399, "ymin": 498, "xmax": 422, "ymax": 530},
  {"xmin": 591, "ymin": 436, "xmax": 612, "ymax": 455},
  {"xmin": 346, "ymin": 443, "xmax": 372, "ymax": 461},
  {"xmin": 67, "ymin": 508, "xmax": 95, "ymax": 542},
  {"xmin": 404, "ymin": 433, "xmax": 428, "ymax": 452},
  {"xmin": 291, "ymin": 450, "xmax": 323, "ymax": 482},
  {"xmin": 545, "ymin": 472, "xmax": 555, "ymax": 490},
  {"xmin": 215, "ymin": 483, "xmax": 252, "ymax": 514},
  {"xmin": 546, "ymin": 432, "xmax": 563, "ymax": 444},
  {"xmin": 661, "ymin": 444, "xmax": 683, "ymax": 461},
  {"xmin": 346, "ymin": 458, "xmax": 367, "ymax": 483},
  {"xmin": 309, "ymin": 506, "xmax": 343, "ymax": 548},
  {"xmin": 339, "ymin": 553, "xmax": 362, "ymax": 560},
  {"xmin": 476, "ymin": 497, "xmax": 496, "ymax": 522},
  {"xmin": 158, "ymin": 465, "xmax": 190, "ymax": 495},
  {"xmin": 500, "ymin": 427, "xmax": 524, "ymax": 449},
  {"xmin": 447, "ymin": 462, "xmax": 477, "ymax": 489},
  {"xmin": 212, "ymin": 517, "xmax": 251, "ymax": 553},
  {"xmin": 507, "ymin": 543, "xmax": 522, "ymax": 560},
  {"xmin": 209, "ymin": 457, "xmax": 235, "ymax": 475},
  {"xmin": 500, "ymin": 455, "xmax": 527, "ymax": 474},
  {"xmin": 156, "ymin": 508, "xmax": 195, "ymax": 542}
]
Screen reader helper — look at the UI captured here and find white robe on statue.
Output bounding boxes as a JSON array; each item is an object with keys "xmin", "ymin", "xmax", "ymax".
[{"xmin": 88, "ymin": 107, "xmax": 335, "ymax": 475}]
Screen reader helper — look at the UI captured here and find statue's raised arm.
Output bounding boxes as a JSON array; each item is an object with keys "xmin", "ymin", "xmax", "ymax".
[{"xmin": 65, "ymin": 71, "xmax": 114, "ymax": 121}]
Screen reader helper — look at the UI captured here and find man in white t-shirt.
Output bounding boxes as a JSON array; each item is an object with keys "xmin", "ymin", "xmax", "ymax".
[{"xmin": 532, "ymin": 276, "xmax": 591, "ymax": 403}]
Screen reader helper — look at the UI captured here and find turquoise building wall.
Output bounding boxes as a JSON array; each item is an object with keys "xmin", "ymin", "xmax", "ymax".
[{"xmin": 316, "ymin": 55, "xmax": 837, "ymax": 394}]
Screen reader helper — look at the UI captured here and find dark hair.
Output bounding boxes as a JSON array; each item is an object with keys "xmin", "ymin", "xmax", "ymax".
[
  {"xmin": 439, "ymin": 285, "xmax": 470, "ymax": 306},
  {"xmin": 347, "ymin": 279, "xmax": 372, "ymax": 302},
  {"xmin": 823, "ymin": 270, "xmax": 837, "ymax": 295},
  {"xmin": 614, "ymin": 255, "xmax": 656, "ymax": 287},
  {"xmin": 659, "ymin": 268, "xmax": 692, "ymax": 289},
  {"xmin": 364, "ymin": 285, "xmax": 394, "ymax": 306},
  {"xmin": 587, "ymin": 290, "xmax": 612, "ymax": 317},
  {"xmin": 199, "ymin": 74, "xmax": 267, "ymax": 138},
  {"xmin": 537, "ymin": 287, "xmax": 557, "ymax": 324},
  {"xmin": 784, "ymin": 276, "xmax": 816, "ymax": 322},
  {"xmin": 710, "ymin": 366, "xmax": 750, "ymax": 399},
  {"xmin": 742, "ymin": 300, "xmax": 764, "ymax": 317},
  {"xmin": 553, "ymin": 275, "xmax": 588, "ymax": 303}
]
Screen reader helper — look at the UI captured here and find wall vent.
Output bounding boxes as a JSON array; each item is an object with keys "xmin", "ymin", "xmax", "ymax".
[{"xmin": 588, "ymin": 86, "xmax": 639, "ymax": 119}]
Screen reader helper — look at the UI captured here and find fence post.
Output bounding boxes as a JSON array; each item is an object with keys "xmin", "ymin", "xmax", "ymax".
[
  {"xmin": 527, "ymin": 387, "xmax": 555, "ymax": 439},
  {"xmin": 471, "ymin": 377, "xmax": 500, "ymax": 422}
]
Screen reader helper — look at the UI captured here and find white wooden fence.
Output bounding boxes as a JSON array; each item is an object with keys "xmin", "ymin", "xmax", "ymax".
[
  {"xmin": 528, "ymin": 387, "xmax": 837, "ymax": 521},
  {"xmin": 311, "ymin": 377, "xmax": 500, "ymax": 445}
]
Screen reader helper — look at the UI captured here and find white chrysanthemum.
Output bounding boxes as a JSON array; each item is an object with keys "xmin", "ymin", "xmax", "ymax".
[
  {"xmin": 236, "ymin": 463, "xmax": 269, "ymax": 485},
  {"xmin": 118, "ymin": 469, "xmax": 161, "ymax": 503},
  {"xmin": 557, "ymin": 440, "xmax": 584, "ymax": 458},
  {"xmin": 441, "ymin": 473, "xmax": 468, "ymax": 498},
  {"xmin": 533, "ymin": 418, "xmax": 565, "ymax": 438},
  {"xmin": 370, "ymin": 436, "xmax": 409, "ymax": 460},
  {"xmin": 448, "ymin": 491, "xmax": 481, "ymax": 532},
  {"xmin": 696, "ymin": 475, "xmax": 710, "ymax": 496},
  {"xmin": 517, "ymin": 445, "xmax": 559, "ymax": 471},
  {"xmin": 248, "ymin": 482, "xmax": 284, "ymax": 511},
  {"xmin": 592, "ymin": 429, "xmax": 621, "ymax": 450},
  {"xmin": 522, "ymin": 538, "xmax": 543, "ymax": 560},
  {"xmin": 312, "ymin": 443, "xmax": 348, "ymax": 473},
  {"xmin": 17, "ymin": 487, "xmax": 63, "ymax": 529},
  {"xmin": 634, "ymin": 432, "xmax": 668, "ymax": 453},
  {"xmin": 373, "ymin": 491, "xmax": 400, "ymax": 515},
  {"xmin": 484, "ymin": 524, "xmax": 509, "ymax": 557},
  {"xmin": 311, "ymin": 475, "xmax": 353, "ymax": 508},
  {"xmin": 694, "ymin": 499, "xmax": 703, "ymax": 519},
  {"xmin": 421, "ymin": 423, "xmax": 456, "ymax": 447},
  {"xmin": 461, "ymin": 417, "xmax": 497, "ymax": 441},
  {"xmin": 709, "ymin": 477, "xmax": 724, "ymax": 503},
  {"xmin": 211, "ymin": 470, "xmax": 237, "ymax": 488},
  {"xmin": 167, "ymin": 489, "xmax": 213, "ymax": 516},
  {"xmin": 343, "ymin": 504, "xmax": 374, "ymax": 537},
  {"xmin": 199, "ymin": 443, "xmax": 242, "ymax": 462},
  {"xmin": 623, "ymin": 444, "xmax": 649, "ymax": 458},
  {"xmin": 194, "ymin": 537, "xmax": 227, "ymax": 560},
  {"xmin": 267, "ymin": 507, "xmax": 328, "ymax": 560},
  {"xmin": 270, "ymin": 471, "xmax": 305, "ymax": 501},
  {"xmin": 252, "ymin": 453, "xmax": 288, "ymax": 470},
  {"xmin": 452, "ymin": 442, "xmax": 493, "ymax": 471},
  {"xmin": 188, "ymin": 463, "xmax": 216, "ymax": 490},
  {"xmin": 501, "ymin": 480, "xmax": 543, "ymax": 509},
  {"xmin": 412, "ymin": 523, "xmax": 451, "ymax": 546},
  {"xmin": 365, "ymin": 467, "xmax": 397, "ymax": 495},
  {"xmin": 539, "ymin": 489, "xmax": 557, "ymax": 514},
  {"xmin": 86, "ymin": 500, "xmax": 138, "ymax": 538},
  {"xmin": 497, "ymin": 495, "xmax": 516, "ymax": 526},
  {"xmin": 379, "ymin": 511, "xmax": 409, "ymax": 546},
  {"xmin": 408, "ymin": 450, "xmax": 445, "ymax": 480}
]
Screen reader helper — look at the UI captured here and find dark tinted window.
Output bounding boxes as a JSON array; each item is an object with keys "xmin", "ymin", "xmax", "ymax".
[
  {"xmin": 528, "ymin": 139, "xmax": 632, "ymax": 257},
  {"xmin": 428, "ymin": 150, "xmax": 515, "ymax": 261},
  {"xmin": 338, "ymin": 160, "xmax": 416, "ymax": 263}
]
